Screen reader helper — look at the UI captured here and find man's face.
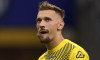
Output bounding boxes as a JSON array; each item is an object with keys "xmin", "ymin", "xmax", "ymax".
[{"xmin": 36, "ymin": 10, "xmax": 61, "ymax": 43}]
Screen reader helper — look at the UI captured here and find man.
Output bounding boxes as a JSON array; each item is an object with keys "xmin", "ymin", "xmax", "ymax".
[{"xmin": 36, "ymin": 1, "xmax": 89, "ymax": 60}]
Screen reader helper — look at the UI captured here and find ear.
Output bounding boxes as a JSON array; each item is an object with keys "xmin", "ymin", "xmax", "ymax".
[{"xmin": 57, "ymin": 20, "xmax": 64, "ymax": 30}]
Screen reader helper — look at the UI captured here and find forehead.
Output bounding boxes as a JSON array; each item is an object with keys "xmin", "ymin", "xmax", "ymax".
[{"xmin": 37, "ymin": 10, "xmax": 58, "ymax": 18}]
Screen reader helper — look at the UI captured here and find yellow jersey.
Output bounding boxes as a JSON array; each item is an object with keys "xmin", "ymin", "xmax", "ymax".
[{"xmin": 38, "ymin": 39, "xmax": 89, "ymax": 60}]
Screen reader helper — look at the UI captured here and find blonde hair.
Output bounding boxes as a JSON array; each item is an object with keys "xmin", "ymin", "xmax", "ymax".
[{"xmin": 38, "ymin": 1, "xmax": 65, "ymax": 19}]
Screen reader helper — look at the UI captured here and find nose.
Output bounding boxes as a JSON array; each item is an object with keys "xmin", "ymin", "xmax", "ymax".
[
  {"xmin": 39, "ymin": 20, "xmax": 45, "ymax": 26},
  {"xmin": 39, "ymin": 20, "xmax": 45, "ymax": 29}
]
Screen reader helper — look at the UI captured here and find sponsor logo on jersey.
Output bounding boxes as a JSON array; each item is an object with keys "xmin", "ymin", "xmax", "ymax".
[
  {"xmin": 47, "ymin": 55, "xmax": 56, "ymax": 59},
  {"xmin": 76, "ymin": 51, "xmax": 85, "ymax": 58}
]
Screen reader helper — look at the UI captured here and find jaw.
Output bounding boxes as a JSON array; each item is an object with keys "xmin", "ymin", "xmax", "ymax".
[
  {"xmin": 38, "ymin": 33, "xmax": 50, "ymax": 43},
  {"xmin": 39, "ymin": 37, "xmax": 50, "ymax": 43}
]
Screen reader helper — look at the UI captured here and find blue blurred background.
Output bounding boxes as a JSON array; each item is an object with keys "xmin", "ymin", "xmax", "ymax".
[{"xmin": 0, "ymin": 0, "xmax": 100, "ymax": 60}]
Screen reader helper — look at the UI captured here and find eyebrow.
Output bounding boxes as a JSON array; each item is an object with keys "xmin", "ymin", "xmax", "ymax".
[
  {"xmin": 37, "ymin": 17, "xmax": 42, "ymax": 20},
  {"xmin": 37, "ymin": 17, "xmax": 51, "ymax": 20},
  {"xmin": 44, "ymin": 17, "xmax": 51, "ymax": 20}
]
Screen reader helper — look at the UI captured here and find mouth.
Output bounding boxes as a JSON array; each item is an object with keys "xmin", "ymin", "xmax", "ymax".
[{"xmin": 39, "ymin": 30, "xmax": 48, "ymax": 35}]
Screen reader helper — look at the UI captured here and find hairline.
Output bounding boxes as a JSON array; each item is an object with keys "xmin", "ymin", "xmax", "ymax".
[{"xmin": 38, "ymin": 9, "xmax": 63, "ymax": 20}]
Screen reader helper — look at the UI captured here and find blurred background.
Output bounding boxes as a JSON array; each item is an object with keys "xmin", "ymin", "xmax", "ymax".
[{"xmin": 0, "ymin": 0, "xmax": 100, "ymax": 60}]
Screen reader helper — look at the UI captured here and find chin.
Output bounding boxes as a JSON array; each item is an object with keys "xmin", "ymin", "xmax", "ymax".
[{"xmin": 39, "ymin": 37, "xmax": 50, "ymax": 43}]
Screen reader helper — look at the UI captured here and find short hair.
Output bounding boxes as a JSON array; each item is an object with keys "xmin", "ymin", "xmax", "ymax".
[{"xmin": 38, "ymin": 1, "xmax": 65, "ymax": 19}]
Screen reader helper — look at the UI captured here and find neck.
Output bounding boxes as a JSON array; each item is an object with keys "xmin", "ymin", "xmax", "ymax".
[{"xmin": 45, "ymin": 33, "xmax": 64, "ymax": 50}]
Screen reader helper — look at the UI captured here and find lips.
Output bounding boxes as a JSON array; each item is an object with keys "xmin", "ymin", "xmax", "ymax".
[
  {"xmin": 40, "ymin": 31, "xmax": 47, "ymax": 34},
  {"xmin": 39, "ymin": 30, "xmax": 49, "ymax": 35}
]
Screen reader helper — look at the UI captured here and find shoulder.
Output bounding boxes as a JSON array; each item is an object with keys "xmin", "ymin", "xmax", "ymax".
[
  {"xmin": 67, "ymin": 40, "xmax": 89, "ymax": 60},
  {"xmin": 38, "ymin": 52, "xmax": 47, "ymax": 60}
]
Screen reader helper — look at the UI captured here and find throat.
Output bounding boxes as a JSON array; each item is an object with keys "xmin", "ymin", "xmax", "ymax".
[{"xmin": 45, "ymin": 37, "xmax": 64, "ymax": 50}]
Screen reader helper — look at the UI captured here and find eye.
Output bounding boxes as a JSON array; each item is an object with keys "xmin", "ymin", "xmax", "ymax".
[
  {"xmin": 37, "ymin": 18, "xmax": 42, "ymax": 23},
  {"xmin": 44, "ymin": 17, "xmax": 51, "ymax": 22}
]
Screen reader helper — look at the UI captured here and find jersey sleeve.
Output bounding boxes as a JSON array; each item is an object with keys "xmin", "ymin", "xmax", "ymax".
[{"xmin": 69, "ymin": 47, "xmax": 89, "ymax": 60}]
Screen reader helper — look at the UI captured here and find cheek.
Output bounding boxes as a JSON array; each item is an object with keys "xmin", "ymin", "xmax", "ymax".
[
  {"xmin": 50, "ymin": 22, "xmax": 58, "ymax": 29},
  {"xmin": 36, "ymin": 24, "xmax": 39, "ymax": 29},
  {"xmin": 48, "ymin": 22, "xmax": 58, "ymax": 33},
  {"xmin": 48, "ymin": 25, "xmax": 57, "ymax": 39}
]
